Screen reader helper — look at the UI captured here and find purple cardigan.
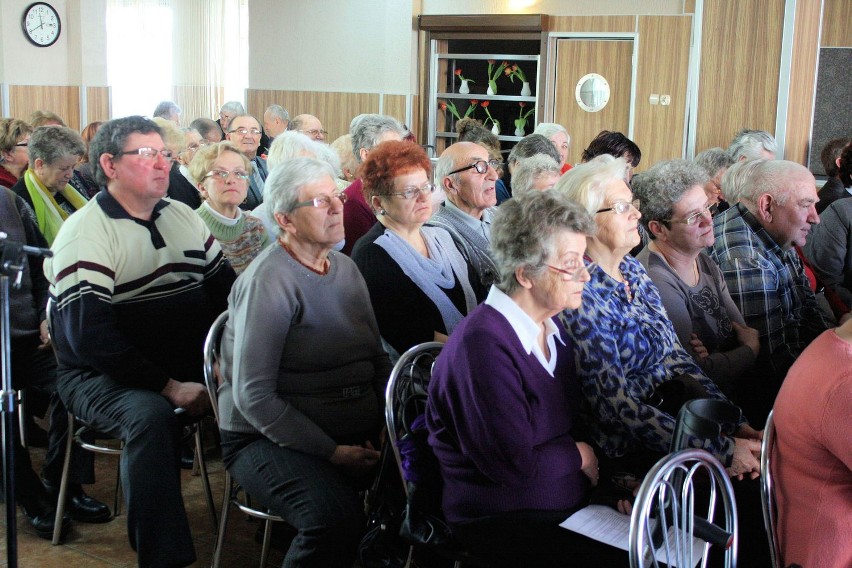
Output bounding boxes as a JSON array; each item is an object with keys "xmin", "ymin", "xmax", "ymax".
[{"xmin": 426, "ymin": 303, "xmax": 587, "ymax": 523}]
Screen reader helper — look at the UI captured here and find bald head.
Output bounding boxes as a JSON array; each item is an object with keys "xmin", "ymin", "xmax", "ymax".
[
  {"xmin": 436, "ymin": 142, "xmax": 498, "ymax": 218},
  {"xmin": 290, "ymin": 114, "xmax": 325, "ymax": 142}
]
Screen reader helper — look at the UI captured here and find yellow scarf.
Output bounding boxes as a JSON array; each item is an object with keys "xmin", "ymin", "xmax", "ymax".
[{"xmin": 23, "ymin": 168, "xmax": 88, "ymax": 245}]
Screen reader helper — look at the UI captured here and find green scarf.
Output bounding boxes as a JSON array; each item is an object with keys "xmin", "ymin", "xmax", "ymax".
[{"xmin": 24, "ymin": 168, "xmax": 88, "ymax": 245}]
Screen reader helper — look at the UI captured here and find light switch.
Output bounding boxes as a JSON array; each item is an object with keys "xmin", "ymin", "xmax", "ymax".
[{"xmin": 649, "ymin": 94, "xmax": 660, "ymax": 105}]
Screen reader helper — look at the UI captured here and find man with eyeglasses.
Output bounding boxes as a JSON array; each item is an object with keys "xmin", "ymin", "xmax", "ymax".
[
  {"xmin": 225, "ymin": 114, "xmax": 267, "ymax": 210},
  {"xmin": 289, "ymin": 113, "xmax": 328, "ymax": 142},
  {"xmin": 428, "ymin": 141, "xmax": 500, "ymax": 291},
  {"xmin": 44, "ymin": 115, "xmax": 236, "ymax": 567},
  {"xmin": 340, "ymin": 114, "xmax": 406, "ymax": 256}
]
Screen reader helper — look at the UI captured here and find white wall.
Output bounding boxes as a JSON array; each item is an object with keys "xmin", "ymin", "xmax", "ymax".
[{"xmin": 248, "ymin": 0, "xmax": 417, "ymax": 94}]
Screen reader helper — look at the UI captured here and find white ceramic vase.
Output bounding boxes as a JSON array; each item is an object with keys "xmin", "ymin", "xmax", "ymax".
[
  {"xmin": 491, "ymin": 122, "xmax": 500, "ymax": 136},
  {"xmin": 520, "ymin": 82, "xmax": 531, "ymax": 96},
  {"xmin": 459, "ymin": 79, "xmax": 470, "ymax": 94},
  {"xmin": 514, "ymin": 125, "xmax": 525, "ymax": 137}
]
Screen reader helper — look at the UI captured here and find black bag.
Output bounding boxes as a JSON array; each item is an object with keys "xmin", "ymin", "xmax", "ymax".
[{"xmin": 358, "ymin": 440, "xmax": 409, "ymax": 568}]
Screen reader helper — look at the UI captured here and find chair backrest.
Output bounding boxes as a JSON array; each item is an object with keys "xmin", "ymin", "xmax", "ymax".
[
  {"xmin": 629, "ymin": 448, "xmax": 739, "ymax": 568},
  {"xmin": 203, "ymin": 310, "xmax": 229, "ymax": 424},
  {"xmin": 671, "ymin": 398, "xmax": 741, "ymax": 453},
  {"xmin": 760, "ymin": 410, "xmax": 781, "ymax": 568},
  {"xmin": 384, "ymin": 342, "xmax": 443, "ymax": 499}
]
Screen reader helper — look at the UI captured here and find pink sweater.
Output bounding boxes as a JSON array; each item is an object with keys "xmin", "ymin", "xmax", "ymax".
[{"xmin": 773, "ymin": 329, "xmax": 852, "ymax": 568}]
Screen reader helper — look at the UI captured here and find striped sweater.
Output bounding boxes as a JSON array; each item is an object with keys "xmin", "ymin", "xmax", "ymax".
[
  {"xmin": 195, "ymin": 203, "xmax": 270, "ymax": 274},
  {"xmin": 44, "ymin": 192, "xmax": 236, "ymax": 391}
]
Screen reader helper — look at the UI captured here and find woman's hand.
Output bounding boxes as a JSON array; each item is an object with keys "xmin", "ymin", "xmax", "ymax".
[
  {"xmin": 734, "ymin": 423, "xmax": 763, "ymax": 442},
  {"xmin": 727, "ymin": 437, "xmax": 761, "ymax": 480},
  {"xmin": 330, "ymin": 444, "xmax": 380, "ymax": 475},
  {"xmin": 689, "ymin": 334, "xmax": 709, "ymax": 359},
  {"xmin": 576, "ymin": 441, "xmax": 599, "ymax": 486},
  {"xmin": 731, "ymin": 321, "xmax": 760, "ymax": 356}
]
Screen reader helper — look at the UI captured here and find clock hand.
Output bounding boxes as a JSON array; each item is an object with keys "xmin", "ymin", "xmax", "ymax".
[{"xmin": 28, "ymin": 22, "xmax": 44, "ymax": 33}]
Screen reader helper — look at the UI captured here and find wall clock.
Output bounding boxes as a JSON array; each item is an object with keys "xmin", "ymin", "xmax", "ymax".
[{"xmin": 22, "ymin": 2, "xmax": 61, "ymax": 48}]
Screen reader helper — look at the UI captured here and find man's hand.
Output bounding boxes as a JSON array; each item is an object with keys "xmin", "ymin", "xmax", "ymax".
[
  {"xmin": 38, "ymin": 320, "xmax": 51, "ymax": 350},
  {"xmin": 727, "ymin": 437, "xmax": 761, "ymax": 480},
  {"xmin": 160, "ymin": 379, "xmax": 209, "ymax": 416},
  {"xmin": 732, "ymin": 321, "xmax": 760, "ymax": 356},
  {"xmin": 330, "ymin": 444, "xmax": 380, "ymax": 475}
]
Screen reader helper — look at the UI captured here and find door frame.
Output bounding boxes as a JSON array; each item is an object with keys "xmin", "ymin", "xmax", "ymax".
[{"xmin": 544, "ymin": 32, "xmax": 639, "ymax": 140}]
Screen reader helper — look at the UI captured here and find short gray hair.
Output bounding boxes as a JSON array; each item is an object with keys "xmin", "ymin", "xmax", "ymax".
[
  {"xmin": 28, "ymin": 126, "xmax": 86, "ymax": 168},
  {"xmin": 153, "ymin": 100, "xmax": 181, "ymax": 119},
  {"xmin": 728, "ymin": 129, "xmax": 777, "ymax": 161},
  {"xmin": 491, "ymin": 190, "xmax": 595, "ymax": 295},
  {"xmin": 266, "ymin": 131, "xmax": 324, "ymax": 170},
  {"xmin": 533, "ymin": 122, "xmax": 570, "ymax": 145},
  {"xmin": 265, "ymin": 104, "xmax": 290, "ymax": 121},
  {"xmin": 90, "ymin": 116, "xmax": 162, "ymax": 187},
  {"xmin": 507, "ymin": 133, "xmax": 561, "ymax": 168},
  {"xmin": 220, "ymin": 101, "xmax": 246, "ymax": 115},
  {"xmin": 553, "ymin": 154, "xmax": 629, "ymax": 216},
  {"xmin": 265, "ymin": 157, "xmax": 336, "ymax": 217},
  {"xmin": 694, "ymin": 147, "xmax": 734, "ymax": 178},
  {"xmin": 350, "ymin": 114, "xmax": 405, "ymax": 163},
  {"xmin": 723, "ymin": 159, "xmax": 807, "ymax": 209},
  {"xmin": 511, "ymin": 155, "xmax": 561, "ymax": 195},
  {"xmin": 632, "ymin": 160, "xmax": 708, "ymax": 234}
]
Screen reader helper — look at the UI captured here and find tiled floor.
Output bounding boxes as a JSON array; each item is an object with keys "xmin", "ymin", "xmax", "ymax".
[{"xmin": 0, "ymin": 420, "xmax": 286, "ymax": 567}]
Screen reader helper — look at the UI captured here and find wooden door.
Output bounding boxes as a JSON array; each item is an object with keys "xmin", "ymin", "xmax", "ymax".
[{"xmin": 553, "ymin": 39, "xmax": 634, "ymax": 167}]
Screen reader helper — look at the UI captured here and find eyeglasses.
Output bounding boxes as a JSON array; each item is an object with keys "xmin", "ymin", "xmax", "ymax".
[
  {"xmin": 597, "ymin": 199, "xmax": 640, "ymax": 215},
  {"xmin": 387, "ymin": 182, "xmax": 436, "ymax": 200},
  {"xmin": 299, "ymin": 129, "xmax": 328, "ymax": 138},
  {"xmin": 114, "ymin": 147, "xmax": 174, "ymax": 161},
  {"xmin": 292, "ymin": 192, "xmax": 348, "ymax": 210},
  {"xmin": 185, "ymin": 141, "xmax": 209, "ymax": 152},
  {"xmin": 229, "ymin": 127, "xmax": 261, "ymax": 137},
  {"xmin": 709, "ymin": 180, "xmax": 722, "ymax": 194},
  {"xmin": 447, "ymin": 159, "xmax": 501, "ymax": 176},
  {"xmin": 15, "ymin": 142, "xmax": 29, "ymax": 147},
  {"xmin": 546, "ymin": 260, "xmax": 597, "ymax": 282},
  {"xmin": 664, "ymin": 203, "xmax": 713, "ymax": 226},
  {"xmin": 203, "ymin": 169, "xmax": 250, "ymax": 181}
]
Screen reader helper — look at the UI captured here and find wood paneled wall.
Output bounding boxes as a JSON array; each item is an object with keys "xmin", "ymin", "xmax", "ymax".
[
  {"xmin": 86, "ymin": 87, "xmax": 111, "ymax": 123},
  {"xmin": 546, "ymin": 16, "xmax": 635, "ymax": 33},
  {"xmin": 382, "ymin": 95, "xmax": 408, "ymax": 126},
  {"xmin": 633, "ymin": 16, "xmax": 692, "ymax": 168},
  {"xmin": 694, "ymin": 0, "xmax": 785, "ymax": 153},
  {"xmin": 246, "ymin": 89, "xmax": 381, "ymax": 142},
  {"xmin": 783, "ymin": 0, "xmax": 821, "ymax": 164},
  {"xmin": 9, "ymin": 86, "xmax": 81, "ymax": 131},
  {"xmin": 821, "ymin": 0, "xmax": 852, "ymax": 47}
]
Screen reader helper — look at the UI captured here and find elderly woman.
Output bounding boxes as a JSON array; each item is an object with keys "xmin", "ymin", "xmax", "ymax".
[
  {"xmin": 534, "ymin": 122, "xmax": 572, "ymax": 173},
  {"xmin": 694, "ymin": 147, "xmax": 735, "ymax": 212},
  {"xmin": 580, "ymin": 131, "xmax": 641, "ymax": 182},
  {"xmin": 69, "ymin": 121, "xmax": 103, "ymax": 198},
  {"xmin": 426, "ymin": 190, "xmax": 628, "ymax": 567},
  {"xmin": 189, "ymin": 141, "xmax": 269, "ymax": 274},
  {"xmin": 553, "ymin": 155, "xmax": 762, "ymax": 477},
  {"xmin": 11, "ymin": 126, "xmax": 87, "ymax": 245},
  {"xmin": 511, "ymin": 154, "xmax": 562, "ymax": 194},
  {"xmin": 218, "ymin": 157, "xmax": 391, "ymax": 567},
  {"xmin": 352, "ymin": 140, "xmax": 478, "ymax": 355},
  {"xmin": 152, "ymin": 117, "xmax": 200, "ymax": 209},
  {"xmin": 0, "ymin": 119, "xmax": 33, "ymax": 189},
  {"xmin": 633, "ymin": 159, "xmax": 759, "ymax": 397},
  {"xmin": 176, "ymin": 127, "xmax": 207, "ymax": 185}
]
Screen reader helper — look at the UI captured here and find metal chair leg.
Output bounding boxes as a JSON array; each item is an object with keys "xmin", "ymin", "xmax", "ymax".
[
  {"xmin": 259, "ymin": 519, "xmax": 273, "ymax": 568},
  {"xmin": 212, "ymin": 470, "xmax": 233, "ymax": 568},
  {"xmin": 52, "ymin": 412, "xmax": 75, "ymax": 544},
  {"xmin": 194, "ymin": 424, "xmax": 218, "ymax": 532},
  {"xmin": 18, "ymin": 389, "xmax": 27, "ymax": 448}
]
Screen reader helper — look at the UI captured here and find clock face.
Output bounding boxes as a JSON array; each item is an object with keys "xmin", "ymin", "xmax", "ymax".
[{"xmin": 22, "ymin": 2, "xmax": 61, "ymax": 47}]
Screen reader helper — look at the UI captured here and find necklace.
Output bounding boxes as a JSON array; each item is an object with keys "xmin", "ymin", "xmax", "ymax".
[
  {"xmin": 278, "ymin": 237, "xmax": 329, "ymax": 276},
  {"xmin": 619, "ymin": 269, "xmax": 634, "ymax": 302}
]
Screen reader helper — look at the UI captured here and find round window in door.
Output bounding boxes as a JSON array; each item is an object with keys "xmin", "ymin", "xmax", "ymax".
[{"xmin": 575, "ymin": 73, "xmax": 610, "ymax": 113}]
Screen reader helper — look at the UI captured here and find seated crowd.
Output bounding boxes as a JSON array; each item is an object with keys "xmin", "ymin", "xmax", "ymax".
[{"xmin": 0, "ymin": 98, "xmax": 849, "ymax": 568}]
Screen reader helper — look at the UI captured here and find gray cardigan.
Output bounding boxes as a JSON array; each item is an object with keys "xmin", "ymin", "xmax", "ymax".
[
  {"xmin": 804, "ymin": 197, "xmax": 852, "ymax": 309},
  {"xmin": 218, "ymin": 243, "xmax": 392, "ymax": 459}
]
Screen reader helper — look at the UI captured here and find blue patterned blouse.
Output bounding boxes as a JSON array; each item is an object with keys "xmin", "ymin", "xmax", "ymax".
[{"xmin": 558, "ymin": 254, "xmax": 741, "ymax": 466}]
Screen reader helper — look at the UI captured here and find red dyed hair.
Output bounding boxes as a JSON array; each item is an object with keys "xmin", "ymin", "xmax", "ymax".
[{"xmin": 359, "ymin": 140, "xmax": 431, "ymax": 198}]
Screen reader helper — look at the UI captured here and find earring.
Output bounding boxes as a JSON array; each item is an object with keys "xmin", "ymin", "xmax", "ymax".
[{"xmin": 378, "ymin": 209, "xmax": 386, "ymax": 215}]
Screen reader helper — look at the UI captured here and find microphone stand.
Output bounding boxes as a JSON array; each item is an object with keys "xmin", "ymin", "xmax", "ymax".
[{"xmin": 1, "ymin": 232, "xmax": 53, "ymax": 568}]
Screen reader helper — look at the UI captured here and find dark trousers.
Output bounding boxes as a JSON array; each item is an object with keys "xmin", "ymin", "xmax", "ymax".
[
  {"xmin": 57, "ymin": 371, "xmax": 195, "ymax": 568},
  {"xmin": 221, "ymin": 430, "xmax": 365, "ymax": 568}
]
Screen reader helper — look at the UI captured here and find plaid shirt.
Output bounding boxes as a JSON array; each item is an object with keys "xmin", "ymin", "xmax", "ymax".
[{"xmin": 708, "ymin": 203, "xmax": 830, "ymax": 381}]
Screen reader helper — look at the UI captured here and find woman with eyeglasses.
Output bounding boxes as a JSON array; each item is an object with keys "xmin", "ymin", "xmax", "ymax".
[
  {"xmin": 11, "ymin": 125, "xmax": 88, "ymax": 245},
  {"xmin": 0, "ymin": 118, "xmax": 33, "ymax": 190},
  {"xmin": 554, "ymin": 155, "xmax": 762, "ymax": 481},
  {"xmin": 426, "ymin": 190, "xmax": 629, "ymax": 567},
  {"xmin": 633, "ymin": 160, "xmax": 759, "ymax": 397},
  {"xmin": 352, "ymin": 140, "xmax": 479, "ymax": 356},
  {"xmin": 217, "ymin": 157, "xmax": 391, "ymax": 567},
  {"xmin": 190, "ymin": 141, "xmax": 269, "ymax": 274}
]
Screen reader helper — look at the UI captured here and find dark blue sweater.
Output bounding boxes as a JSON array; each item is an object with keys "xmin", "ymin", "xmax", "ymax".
[{"xmin": 426, "ymin": 303, "xmax": 587, "ymax": 523}]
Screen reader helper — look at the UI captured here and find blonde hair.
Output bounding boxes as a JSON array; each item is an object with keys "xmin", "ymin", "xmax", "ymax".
[
  {"xmin": 188, "ymin": 141, "xmax": 252, "ymax": 186},
  {"xmin": 151, "ymin": 117, "xmax": 185, "ymax": 155}
]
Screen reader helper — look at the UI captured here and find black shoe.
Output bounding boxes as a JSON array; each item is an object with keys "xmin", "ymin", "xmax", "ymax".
[
  {"xmin": 43, "ymin": 481, "xmax": 112, "ymax": 524},
  {"xmin": 180, "ymin": 441, "xmax": 196, "ymax": 470},
  {"xmin": 20, "ymin": 496, "xmax": 72, "ymax": 541}
]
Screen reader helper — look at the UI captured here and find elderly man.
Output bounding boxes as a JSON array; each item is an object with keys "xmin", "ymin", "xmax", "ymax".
[
  {"xmin": 290, "ymin": 114, "xmax": 327, "ymax": 142},
  {"xmin": 44, "ymin": 115, "xmax": 235, "ymax": 567},
  {"xmin": 728, "ymin": 128, "xmax": 777, "ymax": 161},
  {"xmin": 340, "ymin": 114, "xmax": 405, "ymax": 255},
  {"xmin": 263, "ymin": 104, "xmax": 290, "ymax": 141},
  {"xmin": 217, "ymin": 101, "xmax": 245, "ymax": 138},
  {"xmin": 189, "ymin": 117, "xmax": 222, "ymax": 144},
  {"xmin": 510, "ymin": 154, "xmax": 562, "ymax": 194},
  {"xmin": 708, "ymin": 159, "xmax": 831, "ymax": 424},
  {"xmin": 153, "ymin": 101, "xmax": 181, "ymax": 125},
  {"xmin": 225, "ymin": 114, "xmax": 267, "ymax": 209},
  {"xmin": 427, "ymin": 141, "xmax": 499, "ymax": 293}
]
